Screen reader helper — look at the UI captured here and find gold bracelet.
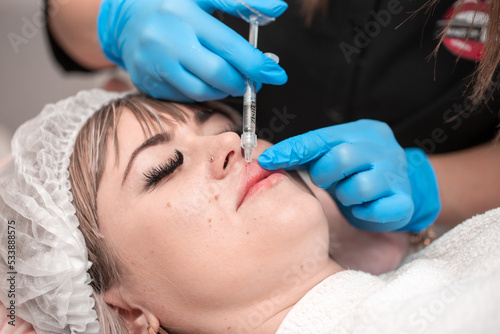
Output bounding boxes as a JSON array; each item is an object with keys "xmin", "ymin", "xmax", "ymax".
[{"xmin": 409, "ymin": 225, "xmax": 436, "ymax": 250}]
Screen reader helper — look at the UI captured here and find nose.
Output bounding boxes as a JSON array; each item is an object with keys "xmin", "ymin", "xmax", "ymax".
[{"xmin": 207, "ymin": 132, "xmax": 243, "ymax": 180}]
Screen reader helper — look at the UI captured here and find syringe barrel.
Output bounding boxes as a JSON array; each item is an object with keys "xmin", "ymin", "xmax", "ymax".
[{"xmin": 242, "ymin": 79, "xmax": 256, "ymax": 133}]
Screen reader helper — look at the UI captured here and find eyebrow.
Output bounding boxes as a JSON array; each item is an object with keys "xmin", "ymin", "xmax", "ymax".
[{"xmin": 121, "ymin": 132, "xmax": 171, "ymax": 186}]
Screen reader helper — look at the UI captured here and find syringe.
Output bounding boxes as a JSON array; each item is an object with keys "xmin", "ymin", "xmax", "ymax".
[{"xmin": 241, "ymin": 14, "xmax": 259, "ymax": 164}]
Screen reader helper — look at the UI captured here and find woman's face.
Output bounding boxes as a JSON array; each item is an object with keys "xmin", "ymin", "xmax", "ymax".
[{"xmin": 96, "ymin": 105, "xmax": 330, "ymax": 330}]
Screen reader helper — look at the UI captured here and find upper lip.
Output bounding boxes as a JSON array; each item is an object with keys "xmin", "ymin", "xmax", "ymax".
[{"xmin": 236, "ymin": 161, "xmax": 285, "ymax": 209}]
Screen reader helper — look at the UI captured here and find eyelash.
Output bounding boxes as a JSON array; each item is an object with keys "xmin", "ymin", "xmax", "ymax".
[{"xmin": 143, "ymin": 149, "xmax": 183, "ymax": 190}]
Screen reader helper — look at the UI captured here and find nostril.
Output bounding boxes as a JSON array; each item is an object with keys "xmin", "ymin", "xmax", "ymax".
[{"xmin": 223, "ymin": 151, "xmax": 234, "ymax": 169}]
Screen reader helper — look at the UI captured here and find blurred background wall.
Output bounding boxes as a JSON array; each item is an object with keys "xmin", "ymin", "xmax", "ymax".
[{"xmin": 0, "ymin": 0, "xmax": 116, "ymax": 161}]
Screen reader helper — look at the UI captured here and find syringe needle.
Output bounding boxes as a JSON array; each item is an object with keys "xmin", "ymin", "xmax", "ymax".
[{"xmin": 244, "ymin": 146, "xmax": 253, "ymax": 163}]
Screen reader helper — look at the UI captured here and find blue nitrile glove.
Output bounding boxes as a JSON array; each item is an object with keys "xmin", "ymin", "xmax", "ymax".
[
  {"xmin": 258, "ymin": 120, "xmax": 441, "ymax": 232},
  {"xmin": 97, "ymin": 0, "xmax": 288, "ymax": 102}
]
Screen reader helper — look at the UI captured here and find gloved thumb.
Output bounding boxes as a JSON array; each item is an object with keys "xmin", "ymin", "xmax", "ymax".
[{"xmin": 198, "ymin": 0, "xmax": 288, "ymax": 19}]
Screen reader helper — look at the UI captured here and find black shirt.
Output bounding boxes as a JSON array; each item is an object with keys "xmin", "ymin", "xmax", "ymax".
[{"xmin": 44, "ymin": 0, "xmax": 499, "ymax": 153}]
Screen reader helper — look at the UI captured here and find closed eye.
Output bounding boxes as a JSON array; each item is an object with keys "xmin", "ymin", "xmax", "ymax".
[{"xmin": 143, "ymin": 149, "xmax": 183, "ymax": 190}]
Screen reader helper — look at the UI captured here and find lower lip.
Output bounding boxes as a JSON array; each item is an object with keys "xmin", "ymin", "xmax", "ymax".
[{"xmin": 240, "ymin": 173, "xmax": 287, "ymax": 207}]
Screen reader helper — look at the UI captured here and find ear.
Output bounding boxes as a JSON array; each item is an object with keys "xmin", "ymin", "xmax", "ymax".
[{"xmin": 103, "ymin": 285, "xmax": 161, "ymax": 334}]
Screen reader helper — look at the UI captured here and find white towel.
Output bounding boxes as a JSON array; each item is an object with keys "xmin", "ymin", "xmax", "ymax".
[{"xmin": 277, "ymin": 208, "xmax": 500, "ymax": 334}]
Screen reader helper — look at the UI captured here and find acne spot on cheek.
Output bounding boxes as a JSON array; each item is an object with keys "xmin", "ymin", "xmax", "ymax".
[
  {"xmin": 208, "ymin": 218, "xmax": 212, "ymax": 223},
  {"xmin": 246, "ymin": 231, "xmax": 250, "ymax": 235},
  {"xmin": 166, "ymin": 202, "xmax": 171, "ymax": 208},
  {"xmin": 214, "ymin": 194, "xmax": 220, "ymax": 201}
]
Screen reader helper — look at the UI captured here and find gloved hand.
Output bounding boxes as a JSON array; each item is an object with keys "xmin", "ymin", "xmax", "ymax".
[
  {"xmin": 97, "ymin": 0, "xmax": 288, "ymax": 102},
  {"xmin": 258, "ymin": 120, "xmax": 441, "ymax": 232}
]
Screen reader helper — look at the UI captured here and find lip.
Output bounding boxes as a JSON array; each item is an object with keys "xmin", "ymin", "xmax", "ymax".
[{"xmin": 236, "ymin": 161, "xmax": 286, "ymax": 210}]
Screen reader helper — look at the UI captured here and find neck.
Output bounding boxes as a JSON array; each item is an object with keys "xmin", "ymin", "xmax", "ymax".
[{"xmin": 243, "ymin": 259, "xmax": 343, "ymax": 334}]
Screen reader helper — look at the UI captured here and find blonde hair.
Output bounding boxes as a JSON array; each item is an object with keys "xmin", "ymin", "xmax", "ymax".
[{"xmin": 68, "ymin": 93, "xmax": 237, "ymax": 333}]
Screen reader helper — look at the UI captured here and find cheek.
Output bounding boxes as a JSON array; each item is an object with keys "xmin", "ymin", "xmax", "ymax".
[
  {"xmin": 167, "ymin": 179, "xmax": 230, "ymax": 220},
  {"xmin": 105, "ymin": 186, "xmax": 235, "ymax": 285},
  {"xmin": 128, "ymin": 188, "xmax": 251, "ymax": 292},
  {"xmin": 139, "ymin": 178, "xmax": 236, "ymax": 245},
  {"xmin": 97, "ymin": 178, "xmax": 218, "ymax": 261}
]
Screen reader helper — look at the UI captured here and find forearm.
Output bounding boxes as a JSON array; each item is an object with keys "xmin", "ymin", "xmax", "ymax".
[
  {"xmin": 430, "ymin": 140, "xmax": 500, "ymax": 227},
  {"xmin": 48, "ymin": 0, "xmax": 113, "ymax": 69}
]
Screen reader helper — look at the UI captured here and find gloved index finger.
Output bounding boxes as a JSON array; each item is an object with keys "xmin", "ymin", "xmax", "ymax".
[{"xmin": 258, "ymin": 129, "xmax": 339, "ymax": 170}]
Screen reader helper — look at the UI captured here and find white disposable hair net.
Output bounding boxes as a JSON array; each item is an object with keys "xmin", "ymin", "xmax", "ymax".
[{"xmin": 0, "ymin": 89, "xmax": 130, "ymax": 333}]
